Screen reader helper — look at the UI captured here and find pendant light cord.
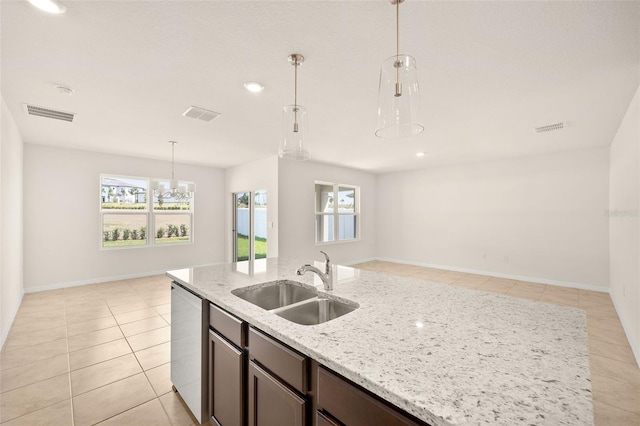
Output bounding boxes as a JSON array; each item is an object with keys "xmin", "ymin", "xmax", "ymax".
[
  {"xmin": 395, "ymin": 0, "xmax": 401, "ymax": 97},
  {"xmin": 294, "ymin": 59, "xmax": 299, "ymax": 132}
]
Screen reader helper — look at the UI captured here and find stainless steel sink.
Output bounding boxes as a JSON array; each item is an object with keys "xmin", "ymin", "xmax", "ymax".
[
  {"xmin": 231, "ymin": 280, "xmax": 317, "ymax": 310},
  {"xmin": 275, "ymin": 298, "xmax": 358, "ymax": 325}
]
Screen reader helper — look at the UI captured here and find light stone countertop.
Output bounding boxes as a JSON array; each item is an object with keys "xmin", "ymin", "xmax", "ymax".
[{"xmin": 167, "ymin": 257, "xmax": 593, "ymax": 426}]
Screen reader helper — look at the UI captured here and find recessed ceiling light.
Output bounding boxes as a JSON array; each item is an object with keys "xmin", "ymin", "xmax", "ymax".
[
  {"xmin": 416, "ymin": 152, "xmax": 425, "ymax": 157},
  {"xmin": 243, "ymin": 82, "xmax": 264, "ymax": 93},
  {"xmin": 28, "ymin": 0, "xmax": 67, "ymax": 14}
]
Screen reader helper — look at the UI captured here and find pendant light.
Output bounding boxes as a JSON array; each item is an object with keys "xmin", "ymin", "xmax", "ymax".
[
  {"xmin": 279, "ymin": 54, "xmax": 310, "ymax": 161},
  {"xmin": 375, "ymin": 0, "xmax": 424, "ymax": 138},
  {"xmin": 150, "ymin": 141, "xmax": 195, "ymax": 201}
]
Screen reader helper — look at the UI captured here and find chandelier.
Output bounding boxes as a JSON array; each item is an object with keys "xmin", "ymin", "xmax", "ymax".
[{"xmin": 150, "ymin": 141, "xmax": 195, "ymax": 202}]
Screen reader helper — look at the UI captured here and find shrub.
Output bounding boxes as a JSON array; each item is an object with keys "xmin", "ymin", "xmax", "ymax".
[
  {"xmin": 123, "ymin": 229, "xmax": 131, "ymax": 240},
  {"xmin": 180, "ymin": 224, "xmax": 188, "ymax": 237},
  {"xmin": 140, "ymin": 226, "xmax": 146, "ymax": 240},
  {"xmin": 132, "ymin": 229, "xmax": 139, "ymax": 240},
  {"xmin": 167, "ymin": 224, "xmax": 175, "ymax": 238},
  {"xmin": 112, "ymin": 228, "xmax": 121, "ymax": 241},
  {"xmin": 103, "ymin": 231, "xmax": 110, "ymax": 242},
  {"xmin": 157, "ymin": 227, "xmax": 165, "ymax": 239}
]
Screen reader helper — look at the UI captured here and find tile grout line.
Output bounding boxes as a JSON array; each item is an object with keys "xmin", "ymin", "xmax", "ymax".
[
  {"xmin": 64, "ymin": 289, "xmax": 76, "ymax": 426},
  {"xmin": 592, "ymin": 398, "xmax": 640, "ymax": 418}
]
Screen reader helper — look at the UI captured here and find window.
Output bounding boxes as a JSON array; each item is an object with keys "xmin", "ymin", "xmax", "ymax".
[
  {"xmin": 315, "ymin": 182, "xmax": 359, "ymax": 243},
  {"xmin": 100, "ymin": 174, "xmax": 193, "ymax": 248}
]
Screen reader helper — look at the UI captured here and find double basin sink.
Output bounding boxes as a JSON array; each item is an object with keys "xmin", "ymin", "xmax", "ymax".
[{"xmin": 231, "ymin": 280, "xmax": 358, "ymax": 325}]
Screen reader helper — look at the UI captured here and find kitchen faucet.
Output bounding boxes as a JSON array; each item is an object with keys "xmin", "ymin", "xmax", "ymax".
[{"xmin": 296, "ymin": 251, "xmax": 333, "ymax": 291}]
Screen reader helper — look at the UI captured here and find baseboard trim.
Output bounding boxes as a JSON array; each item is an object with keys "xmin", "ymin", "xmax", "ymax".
[
  {"xmin": 23, "ymin": 262, "xmax": 225, "ymax": 294},
  {"xmin": 374, "ymin": 257, "xmax": 609, "ymax": 293},
  {"xmin": 1, "ymin": 288, "xmax": 25, "ymax": 350},
  {"xmin": 609, "ymin": 288, "xmax": 640, "ymax": 368},
  {"xmin": 342, "ymin": 257, "xmax": 378, "ymax": 267}
]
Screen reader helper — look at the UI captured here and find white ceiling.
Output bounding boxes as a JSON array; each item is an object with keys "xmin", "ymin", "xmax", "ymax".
[{"xmin": 2, "ymin": 0, "xmax": 639, "ymax": 173}]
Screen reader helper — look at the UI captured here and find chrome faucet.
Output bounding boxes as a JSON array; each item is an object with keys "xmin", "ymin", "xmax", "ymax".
[{"xmin": 296, "ymin": 251, "xmax": 333, "ymax": 291}]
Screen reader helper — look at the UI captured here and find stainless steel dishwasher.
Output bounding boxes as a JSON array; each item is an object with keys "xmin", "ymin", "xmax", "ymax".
[{"xmin": 170, "ymin": 281, "xmax": 209, "ymax": 424}]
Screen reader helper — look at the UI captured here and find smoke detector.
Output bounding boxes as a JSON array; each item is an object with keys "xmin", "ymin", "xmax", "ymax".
[
  {"xmin": 22, "ymin": 103, "xmax": 75, "ymax": 122},
  {"xmin": 534, "ymin": 122, "xmax": 566, "ymax": 133},
  {"xmin": 182, "ymin": 106, "xmax": 221, "ymax": 122}
]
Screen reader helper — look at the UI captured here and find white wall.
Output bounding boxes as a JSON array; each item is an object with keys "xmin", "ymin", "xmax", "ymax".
[
  {"xmin": 225, "ymin": 156, "xmax": 279, "ymax": 262},
  {"xmin": 278, "ymin": 159, "xmax": 376, "ymax": 265},
  {"xmin": 1, "ymin": 96, "xmax": 24, "ymax": 348},
  {"xmin": 609, "ymin": 85, "xmax": 640, "ymax": 365},
  {"xmin": 376, "ymin": 148, "xmax": 610, "ymax": 289},
  {"xmin": 23, "ymin": 144, "xmax": 225, "ymax": 291}
]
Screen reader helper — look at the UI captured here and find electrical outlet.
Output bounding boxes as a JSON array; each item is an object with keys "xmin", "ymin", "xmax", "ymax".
[
  {"xmin": 483, "ymin": 253, "xmax": 487, "ymax": 259},
  {"xmin": 623, "ymin": 286, "xmax": 626, "ymax": 296},
  {"xmin": 504, "ymin": 256, "xmax": 509, "ymax": 262}
]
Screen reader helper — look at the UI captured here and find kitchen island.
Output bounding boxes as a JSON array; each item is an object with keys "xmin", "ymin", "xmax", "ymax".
[{"xmin": 167, "ymin": 257, "xmax": 593, "ymax": 426}]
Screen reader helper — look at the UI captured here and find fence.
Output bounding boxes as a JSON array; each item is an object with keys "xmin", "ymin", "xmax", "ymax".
[{"xmin": 236, "ymin": 208, "xmax": 267, "ymax": 239}]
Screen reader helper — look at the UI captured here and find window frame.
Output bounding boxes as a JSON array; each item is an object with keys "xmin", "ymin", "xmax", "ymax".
[
  {"xmin": 314, "ymin": 181, "xmax": 360, "ymax": 245},
  {"xmin": 99, "ymin": 173, "xmax": 195, "ymax": 250}
]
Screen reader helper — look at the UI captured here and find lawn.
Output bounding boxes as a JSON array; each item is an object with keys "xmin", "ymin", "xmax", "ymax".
[
  {"xmin": 103, "ymin": 239, "xmax": 147, "ymax": 247},
  {"xmin": 236, "ymin": 235, "xmax": 267, "ymax": 261},
  {"xmin": 156, "ymin": 237, "xmax": 190, "ymax": 244}
]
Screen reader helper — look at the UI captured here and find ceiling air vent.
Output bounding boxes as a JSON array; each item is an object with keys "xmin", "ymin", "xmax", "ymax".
[
  {"xmin": 22, "ymin": 104, "xmax": 75, "ymax": 122},
  {"xmin": 182, "ymin": 106, "xmax": 221, "ymax": 122},
  {"xmin": 534, "ymin": 122, "xmax": 566, "ymax": 133}
]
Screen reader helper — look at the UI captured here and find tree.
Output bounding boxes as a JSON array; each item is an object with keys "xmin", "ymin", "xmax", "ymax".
[
  {"xmin": 238, "ymin": 193, "xmax": 249, "ymax": 207},
  {"xmin": 129, "ymin": 187, "xmax": 139, "ymax": 203}
]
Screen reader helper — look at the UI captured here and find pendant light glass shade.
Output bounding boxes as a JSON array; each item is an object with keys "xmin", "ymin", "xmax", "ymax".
[
  {"xmin": 279, "ymin": 54, "xmax": 310, "ymax": 161},
  {"xmin": 375, "ymin": 54, "xmax": 424, "ymax": 138},
  {"xmin": 375, "ymin": 0, "xmax": 424, "ymax": 138},
  {"xmin": 279, "ymin": 105, "xmax": 310, "ymax": 161}
]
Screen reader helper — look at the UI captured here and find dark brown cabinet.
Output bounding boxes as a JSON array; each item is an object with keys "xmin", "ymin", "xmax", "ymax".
[
  {"xmin": 208, "ymin": 303, "xmax": 247, "ymax": 426},
  {"xmin": 316, "ymin": 411, "xmax": 342, "ymax": 426},
  {"xmin": 209, "ymin": 330, "xmax": 245, "ymax": 426},
  {"xmin": 205, "ymin": 303, "xmax": 428, "ymax": 426},
  {"xmin": 248, "ymin": 360, "xmax": 306, "ymax": 426},
  {"xmin": 317, "ymin": 366, "xmax": 428, "ymax": 426}
]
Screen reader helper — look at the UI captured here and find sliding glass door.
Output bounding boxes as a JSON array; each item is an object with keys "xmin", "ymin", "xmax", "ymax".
[{"xmin": 232, "ymin": 190, "xmax": 267, "ymax": 262}]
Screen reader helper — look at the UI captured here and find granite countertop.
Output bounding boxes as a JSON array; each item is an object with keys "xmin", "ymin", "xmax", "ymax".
[{"xmin": 167, "ymin": 257, "xmax": 593, "ymax": 426}]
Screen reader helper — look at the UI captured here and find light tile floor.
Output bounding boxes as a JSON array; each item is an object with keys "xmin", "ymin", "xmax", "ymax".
[
  {"xmin": 0, "ymin": 262, "xmax": 638, "ymax": 425},
  {"xmin": 0, "ymin": 275, "xmax": 196, "ymax": 426}
]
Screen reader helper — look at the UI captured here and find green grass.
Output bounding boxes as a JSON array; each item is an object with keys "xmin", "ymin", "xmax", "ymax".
[
  {"xmin": 155, "ymin": 237, "xmax": 190, "ymax": 244},
  {"xmin": 103, "ymin": 237, "xmax": 190, "ymax": 247},
  {"xmin": 103, "ymin": 239, "xmax": 147, "ymax": 247},
  {"xmin": 236, "ymin": 235, "xmax": 267, "ymax": 261},
  {"xmin": 102, "ymin": 203, "xmax": 146, "ymax": 210}
]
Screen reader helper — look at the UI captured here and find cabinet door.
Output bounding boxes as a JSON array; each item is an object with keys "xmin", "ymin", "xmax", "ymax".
[
  {"xmin": 248, "ymin": 361, "xmax": 306, "ymax": 426},
  {"xmin": 209, "ymin": 330, "xmax": 244, "ymax": 426}
]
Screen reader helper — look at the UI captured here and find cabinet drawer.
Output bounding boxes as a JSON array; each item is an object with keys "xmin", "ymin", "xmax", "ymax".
[
  {"xmin": 249, "ymin": 327, "xmax": 308, "ymax": 394},
  {"xmin": 316, "ymin": 411, "xmax": 342, "ymax": 426},
  {"xmin": 317, "ymin": 367, "xmax": 426, "ymax": 426},
  {"xmin": 209, "ymin": 303, "xmax": 245, "ymax": 348}
]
